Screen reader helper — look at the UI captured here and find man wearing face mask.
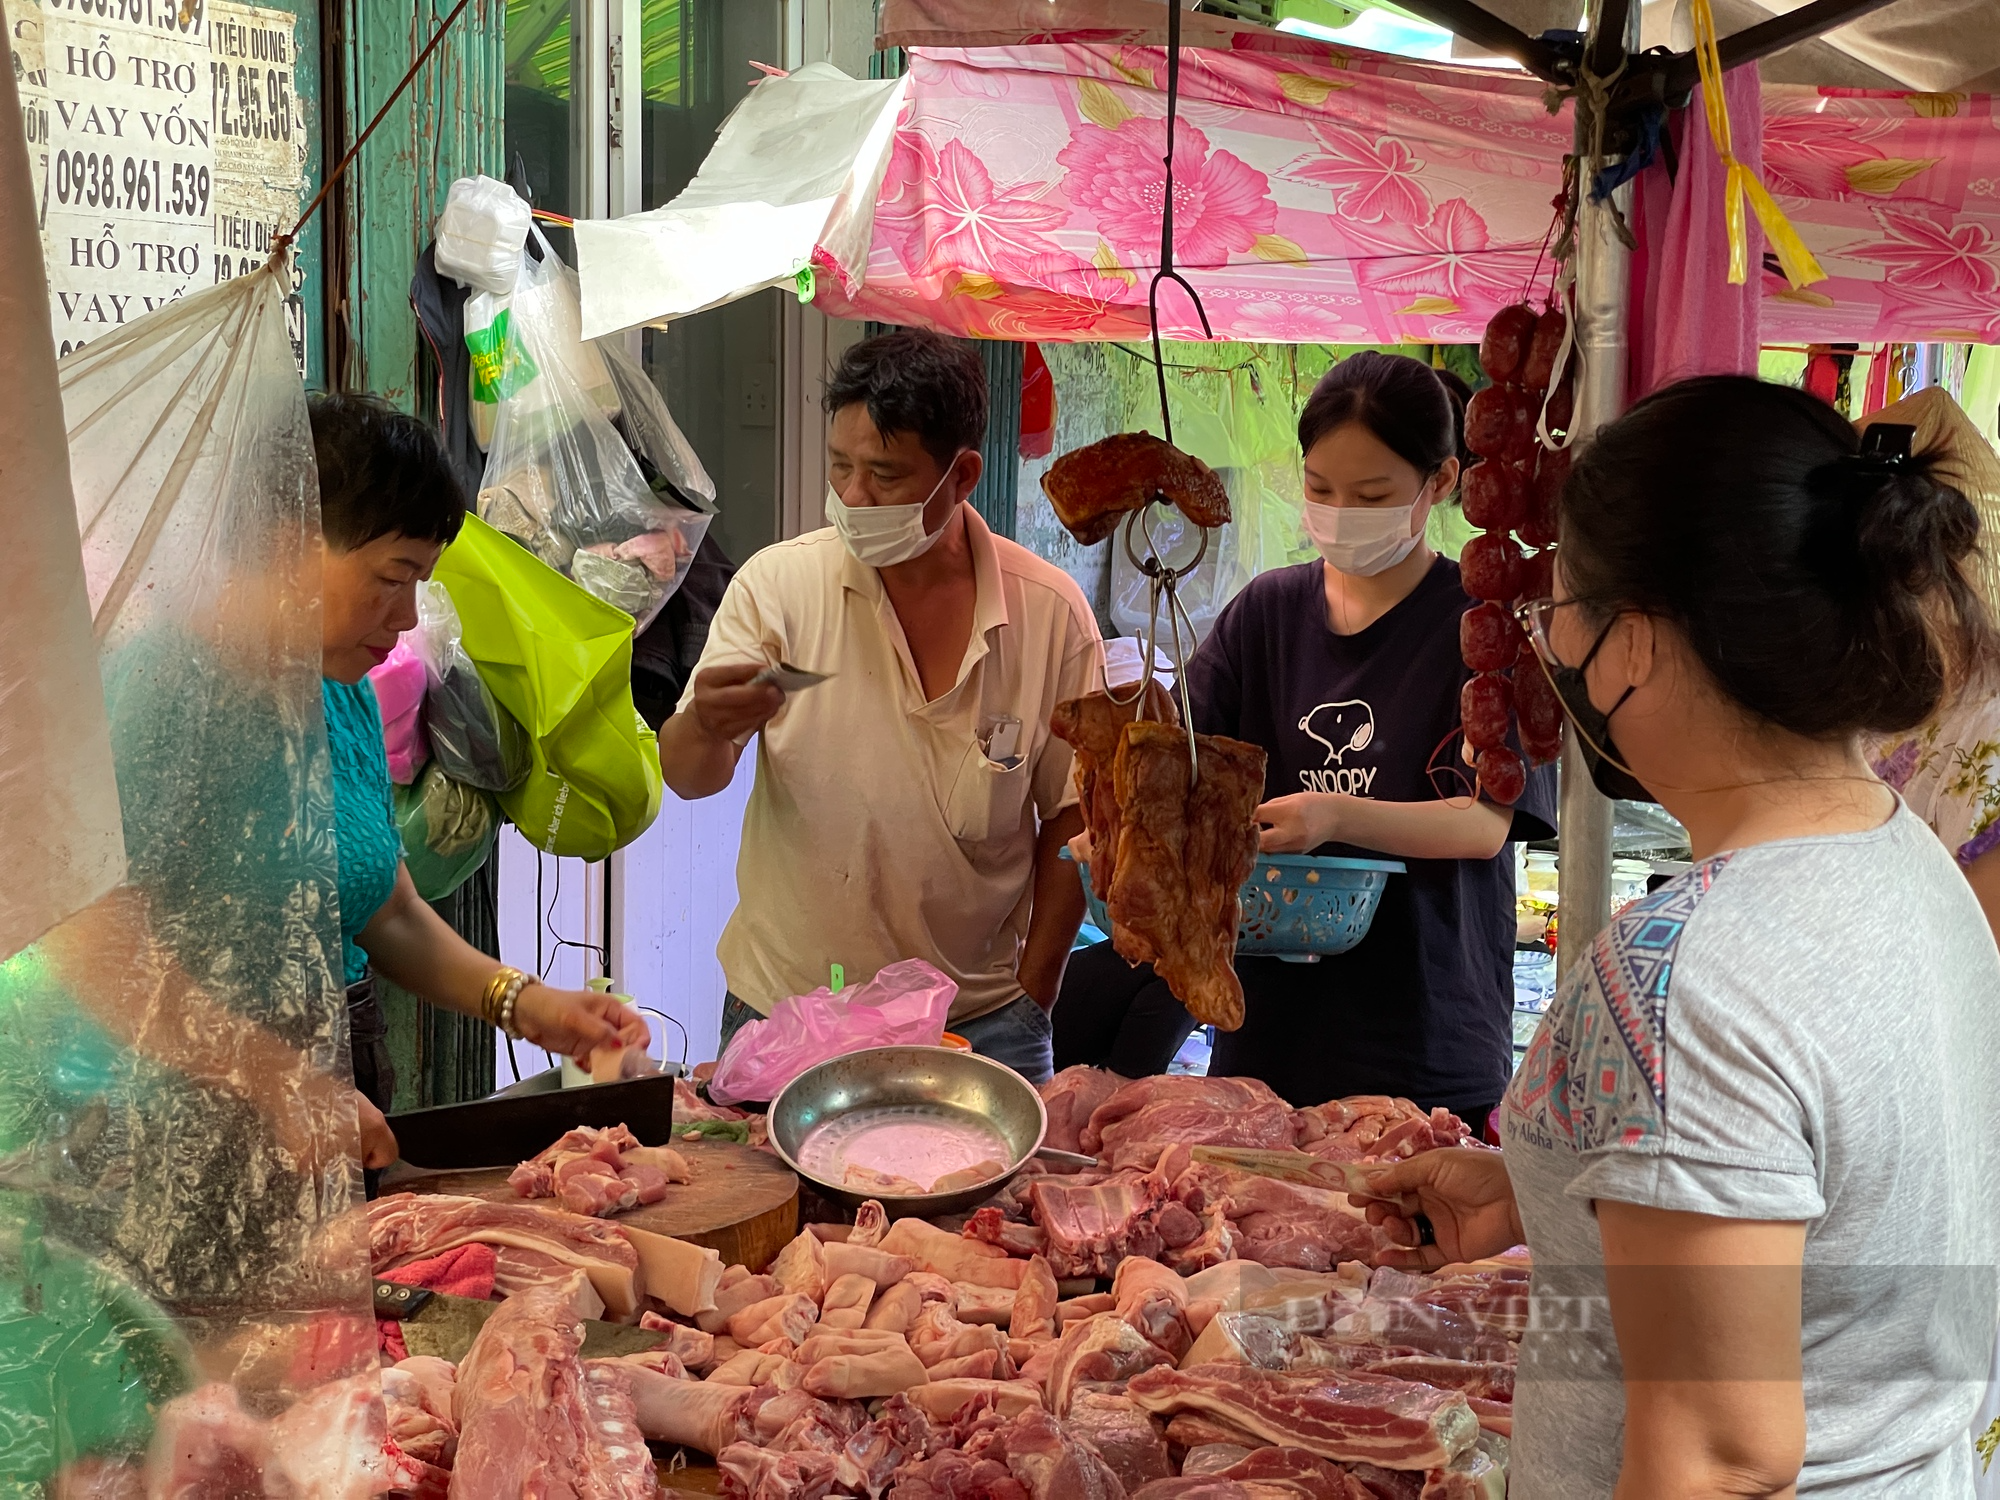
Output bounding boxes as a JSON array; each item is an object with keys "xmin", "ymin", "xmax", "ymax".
[
  {"xmin": 657, "ymin": 329, "xmax": 1103, "ymax": 1084},
  {"xmin": 1055, "ymin": 355, "xmax": 1554, "ymax": 1133}
]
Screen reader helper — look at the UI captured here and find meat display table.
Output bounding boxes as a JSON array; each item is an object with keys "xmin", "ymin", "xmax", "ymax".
[{"xmin": 380, "ymin": 1136, "xmax": 801, "ymax": 1272}]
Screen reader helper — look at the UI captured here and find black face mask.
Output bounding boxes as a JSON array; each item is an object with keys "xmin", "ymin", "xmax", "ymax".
[{"xmin": 1546, "ymin": 618, "xmax": 1655, "ymax": 804}]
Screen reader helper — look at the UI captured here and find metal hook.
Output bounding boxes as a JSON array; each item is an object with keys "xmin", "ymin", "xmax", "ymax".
[{"xmin": 1110, "ymin": 507, "xmax": 1207, "ymax": 787}]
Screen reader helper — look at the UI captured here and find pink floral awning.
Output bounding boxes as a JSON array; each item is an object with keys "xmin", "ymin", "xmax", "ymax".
[{"xmin": 813, "ymin": 38, "xmax": 2000, "ymax": 345}]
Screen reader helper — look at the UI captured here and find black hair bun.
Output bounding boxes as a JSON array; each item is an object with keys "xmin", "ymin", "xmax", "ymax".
[{"xmin": 1561, "ymin": 375, "xmax": 1998, "ymax": 740}]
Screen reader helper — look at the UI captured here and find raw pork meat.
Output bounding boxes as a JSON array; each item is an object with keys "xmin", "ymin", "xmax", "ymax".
[
  {"xmin": 1169, "ymin": 1161, "xmax": 1393, "ymax": 1272},
  {"xmin": 368, "ymin": 1193, "xmax": 641, "ymax": 1319},
  {"xmin": 509, "ymin": 1123, "xmax": 690, "ymax": 1218},
  {"xmin": 1082, "ymin": 1077, "xmax": 1294, "ymax": 1170},
  {"xmin": 1104, "ymin": 722, "xmax": 1266, "ymax": 1031},
  {"xmin": 1212, "ymin": 1447, "xmax": 1377, "ymax": 1499},
  {"xmin": 1348, "ymin": 1466, "xmax": 1424, "ymax": 1500},
  {"xmin": 850, "ymin": 1201, "xmax": 889, "ymax": 1249},
  {"xmin": 383, "ymin": 1358, "xmax": 459, "ymax": 1467},
  {"xmin": 1045, "ymin": 1313, "xmax": 1177, "ymax": 1417},
  {"xmin": 580, "ymin": 1364, "xmax": 658, "ymax": 1499},
  {"xmin": 1126, "ymin": 1364, "xmax": 1478, "ymax": 1472},
  {"xmin": 675, "ymin": 1075, "xmax": 747, "ymax": 1124},
  {"xmin": 1348, "ymin": 1358, "xmax": 1512, "ymax": 1403},
  {"xmin": 886, "ymin": 1449, "xmax": 1030, "ymax": 1500},
  {"xmin": 1026, "ymin": 1172, "xmax": 1165, "ymax": 1279},
  {"xmin": 1293, "ymin": 1099, "xmax": 1473, "ymax": 1163},
  {"xmin": 1038, "ymin": 1067, "xmax": 1128, "ymax": 1162},
  {"xmin": 835, "ymin": 1393, "xmax": 941, "ymax": 1499},
  {"xmin": 144, "ymin": 1385, "xmax": 269, "ymax": 1497},
  {"xmin": 1063, "ymin": 1387, "xmax": 1171, "ymax": 1491},
  {"xmin": 448, "ymin": 1279, "xmax": 654, "ymax": 1497},
  {"xmin": 717, "ymin": 1444, "xmax": 841, "ymax": 1499},
  {"xmin": 952, "ymin": 1403, "xmax": 1126, "ymax": 1500},
  {"xmin": 963, "ymin": 1207, "xmax": 1049, "ymax": 1260},
  {"xmin": 146, "ymin": 1376, "xmax": 409, "ymax": 1500}
]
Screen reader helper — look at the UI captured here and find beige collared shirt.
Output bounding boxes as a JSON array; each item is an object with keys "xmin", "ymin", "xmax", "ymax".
[{"xmin": 679, "ymin": 506, "xmax": 1104, "ymax": 1024}]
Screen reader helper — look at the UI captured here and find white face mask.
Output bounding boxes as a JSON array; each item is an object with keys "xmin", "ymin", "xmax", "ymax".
[
  {"xmin": 1302, "ymin": 499, "xmax": 1424, "ymax": 577},
  {"xmin": 824, "ymin": 461, "xmax": 959, "ymax": 569}
]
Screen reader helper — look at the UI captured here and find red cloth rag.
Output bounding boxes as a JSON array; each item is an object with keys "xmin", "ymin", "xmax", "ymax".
[{"xmin": 376, "ymin": 1242, "xmax": 498, "ymax": 1361}]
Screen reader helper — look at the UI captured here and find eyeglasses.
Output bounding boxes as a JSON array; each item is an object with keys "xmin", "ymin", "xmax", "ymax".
[{"xmin": 1512, "ymin": 596, "xmax": 1585, "ymax": 667}]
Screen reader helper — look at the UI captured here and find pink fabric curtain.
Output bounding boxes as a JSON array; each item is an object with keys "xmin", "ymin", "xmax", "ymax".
[
  {"xmin": 1629, "ymin": 68, "xmax": 1765, "ymax": 402},
  {"xmin": 817, "ymin": 39, "xmax": 2000, "ymax": 345},
  {"xmin": 815, "ymin": 38, "xmax": 1572, "ymax": 346}
]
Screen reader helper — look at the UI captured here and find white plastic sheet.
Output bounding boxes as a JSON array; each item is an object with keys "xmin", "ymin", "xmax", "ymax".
[
  {"xmin": 0, "ymin": 34, "xmax": 125, "ymax": 967},
  {"xmin": 574, "ymin": 63, "xmax": 909, "ymax": 339}
]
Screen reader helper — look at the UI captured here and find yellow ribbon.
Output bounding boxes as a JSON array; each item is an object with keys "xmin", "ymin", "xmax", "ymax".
[{"xmin": 1690, "ymin": 0, "xmax": 1825, "ymax": 288}]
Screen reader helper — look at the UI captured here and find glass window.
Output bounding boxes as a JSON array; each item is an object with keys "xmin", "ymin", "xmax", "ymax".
[
  {"xmin": 504, "ymin": 0, "xmax": 575, "ymax": 255},
  {"xmin": 637, "ymin": 0, "xmax": 783, "ymax": 568}
]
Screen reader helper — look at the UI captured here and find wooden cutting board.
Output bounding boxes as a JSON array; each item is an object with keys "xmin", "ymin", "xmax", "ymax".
[{"xmin": 380, "ymin": 1137, "xmax": 800, "ymax": 1272}]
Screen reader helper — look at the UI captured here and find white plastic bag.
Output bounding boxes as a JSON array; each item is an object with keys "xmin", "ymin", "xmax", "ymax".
[
  {"xmin": 478, "ymin": 230, "xmax": 711, "ymax": 630},
  {"xmin": 435, "ymin": 174, "xmax": 533, "ymax": 295},
  {"xmin": 709, "ymin": 960, "xmax": 958, "ymax": 1106},
  {"xmin": 1108, "ymin": 473, "xmax": 1260, "ymax": 654}
]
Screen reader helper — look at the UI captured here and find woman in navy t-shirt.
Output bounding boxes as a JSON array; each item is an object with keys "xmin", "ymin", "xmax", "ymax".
[{"xmin": 1055, "ymin": 354, "xmax": 1554, "ymax": 1127}]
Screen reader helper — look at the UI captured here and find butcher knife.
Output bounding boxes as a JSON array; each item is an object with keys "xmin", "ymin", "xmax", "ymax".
[
  {"xmin": 385, "ymin": 1065, "xmax": 682, "ymax": 1173},
  {"xmin": 377, "ymin": 1285, "xmax": 669, "ymax": 1364},
  {"xmin": 1190, "ymin": 1146, "xmax": 1436, "ymax": 1246}
]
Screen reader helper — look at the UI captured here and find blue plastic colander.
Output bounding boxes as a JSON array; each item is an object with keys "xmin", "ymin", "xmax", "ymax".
[{"xmin": 1063, "ymin": 849, "xmax": 1404, "ymax": 963}]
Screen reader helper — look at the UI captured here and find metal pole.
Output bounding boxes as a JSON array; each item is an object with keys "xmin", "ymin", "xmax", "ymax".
[{"xmin": 1555, "ymin": 0, "xmax": 1638, "ymax": 981}]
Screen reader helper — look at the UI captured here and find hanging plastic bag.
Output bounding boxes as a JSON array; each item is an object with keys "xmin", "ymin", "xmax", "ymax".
[
  {"xmin": 2, "ymin": 256, "xmax": 374, "ymax": 1491},
  {"xmin": 599, "ymin": 337, "xmax": 716, "ymax": 606},
  {"xmin": 396, "ymin": 762, "xmax": 499, "ymax": 900},
  {"xmin": 367, "ymin": 639, "xmax": 429, "ymax": 784},
  {"xmin": 1108, "ymin": 481, "xmax": 1260, "ymax": 651},
  {"xmin": 709, "ymin": 959, "xmax": 958, "ymax": 1107},
  {"xmin": 414, "ymin": 580, "xmax": 533, "ymax": 793},
  {"xmin": 434, "ymin": 174, "xmax": 532, "ymax": 295},
  {"xmin": 477, "ymin": 229, "xmax": 706, "ymax": 631},
  {"xmin": 434, "ymin": 514, "xmax": 663, "ymax": 860},
  {"xmin": 601, "ymin": 334, "xmax": 716, "ymax": 507},
  {"xmin": 465, "ymin": 286, "xmax": 536, "ymax": 452}
]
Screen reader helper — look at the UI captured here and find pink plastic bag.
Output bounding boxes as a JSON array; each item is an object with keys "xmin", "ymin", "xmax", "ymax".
[
  {"xmin": 367, "ymin": 640, "xmax": 429, "ymax": 784},
  {"xmin": 708, "ymin": 958, "xmax": 957, "ymax": 1106}
]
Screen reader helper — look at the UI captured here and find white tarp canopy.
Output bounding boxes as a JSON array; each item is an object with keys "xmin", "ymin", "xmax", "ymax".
[{"xmin": 574, "ymin": 63, "xmax": 909, "ymax": 340}]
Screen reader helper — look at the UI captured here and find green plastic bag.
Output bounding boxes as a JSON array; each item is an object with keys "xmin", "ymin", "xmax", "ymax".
[
  {"xmin": 433, "ymin": 514, "xmax": 663, "ymax": 859},
  {"xmin": 395, "ymin": 762, "xmax": 500, "ymax": 899}
]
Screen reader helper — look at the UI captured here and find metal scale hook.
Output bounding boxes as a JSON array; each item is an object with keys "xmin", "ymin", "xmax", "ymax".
[
  {"xmin": 1106, "ymin": 503, "xmax": 1207, "ymax": 785},
  {"xmin": 1118, "ymin": 0, "xmax": 1211, "ymax": 787}
]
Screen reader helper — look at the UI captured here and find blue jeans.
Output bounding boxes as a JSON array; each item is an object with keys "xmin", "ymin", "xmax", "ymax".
[
  {"xmin": 718, "ymin": 992, "xmax": 1054, "ymax": 1086},
  {"xmin": 952, "ymin": 995, "xmax": 1055, "ymax": 1085}
]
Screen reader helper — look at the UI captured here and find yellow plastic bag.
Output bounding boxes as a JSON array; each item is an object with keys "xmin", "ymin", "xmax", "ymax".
[{"xmin": 433, "ymin": 514, "xmax": 662, "ymax": 858}]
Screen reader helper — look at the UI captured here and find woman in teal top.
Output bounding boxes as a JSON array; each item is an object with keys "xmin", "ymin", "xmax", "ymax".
[{"xmin": 308, "ymin": 395, "xmax": 649, "ymax": 1164}]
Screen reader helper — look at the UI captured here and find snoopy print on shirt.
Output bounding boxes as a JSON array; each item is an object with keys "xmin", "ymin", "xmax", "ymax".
[{"xmin": 1297, "ymin": 698, "xmax": 1380, "ymax": 796}]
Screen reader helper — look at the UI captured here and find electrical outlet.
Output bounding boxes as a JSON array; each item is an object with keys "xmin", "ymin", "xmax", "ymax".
[{"xmin": 739, "ymin": 364, "xmax": 775, "ymax": 427}]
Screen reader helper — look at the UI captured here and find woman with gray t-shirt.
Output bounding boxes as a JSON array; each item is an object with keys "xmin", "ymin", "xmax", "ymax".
[{"xmin": 1357, "ymin": 376, "xmax": 2000, "ymax": 1497}]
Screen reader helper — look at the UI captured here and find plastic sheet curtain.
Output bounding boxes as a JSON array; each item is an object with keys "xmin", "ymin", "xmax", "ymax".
[
  {"xmin": 0, "ymin": 34, "xmax": 126, "ymax": 969},
  {"xmin": 0, "ymin": 261, "xmax": 375, "ymax": 1491}
]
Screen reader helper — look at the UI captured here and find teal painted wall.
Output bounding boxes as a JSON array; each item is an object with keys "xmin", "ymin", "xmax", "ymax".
[
  {"xmin": 335, "ymin": 0, "xmax": 509, "ymax": 1106},
  {"xmin": 338, "ymin": 0, "xmax": 505, "ymax": 409}
]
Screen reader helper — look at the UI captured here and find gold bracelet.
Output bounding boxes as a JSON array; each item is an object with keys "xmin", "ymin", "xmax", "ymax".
[{"xmin": 482, "ymin": 966, "xmax": 526, "ymax": 1028}]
